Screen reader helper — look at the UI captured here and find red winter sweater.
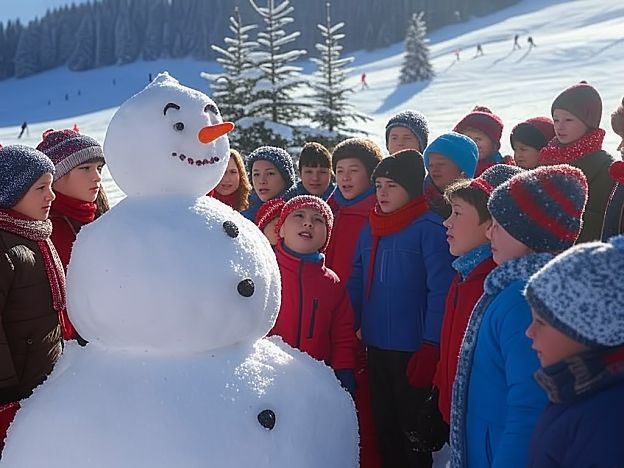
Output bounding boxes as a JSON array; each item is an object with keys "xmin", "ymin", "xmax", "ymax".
[
  {"xmin": 269, "ymin": 242, "xmax": 358, "ymax": 371},
  {"xmin": 433, "ymin": 255, "xmax": 497, "ymax": 424}
]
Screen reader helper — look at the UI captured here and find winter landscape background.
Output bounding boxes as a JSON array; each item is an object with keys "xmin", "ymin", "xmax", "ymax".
[{"xmin": 1, "ymin": 0, "xmax": 623, "ymax": 207}]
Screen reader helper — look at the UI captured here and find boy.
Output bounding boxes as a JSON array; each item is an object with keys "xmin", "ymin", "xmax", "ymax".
[
  {"xmin": 270, "ymin": 195, "xmax": 358, "ymax": 395},
  {"xmin": 294, "ymin": 142, "xmax": 335, "ymax": 201},
  {"xmin": 601, "ymin": 97, "xmax": 624, "ymax": 239},
  {"xmin": 410, "ymin": 164, "xmax": 523, "ymax": 453},
  {"xmin": 348, "ymin": 150, "xmax": 455, "ymax": 467},
  {"xmin": 453, "ymin": 106, "xmax": 508, "ymax": 176},
  {"xmin": 422, "ymin": 132, "xmax": 479, "ymax": 218},
  {"xmin": 524, "ymin": 236, "xmax": 624, "ymax": 466},
  {"xmin": 255, "ymin": 198, "xmax": 286, "ymax": 247},
  {"xmin": 509, "ymin": 117, "xmax": 554, "ymax": 169},
  {"xmin": 385, "ymin": 110, "xmax": 429, "ymax": 155},
  {"xmin": 450, "ymin": 165, "xmax": 588, "ymax": 468}
]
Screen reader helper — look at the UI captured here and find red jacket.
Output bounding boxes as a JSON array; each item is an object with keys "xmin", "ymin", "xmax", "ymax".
[
  {"xmin": 433, "ymin": 255, "xmax": 496, "ymax": 424},
  {"xmin": 270, "ymin": 242, "xmax": 358, "ymax": 371},
  {"xmin": 325, "ymin": 191, "xmax": 376, "ymax": 284}
]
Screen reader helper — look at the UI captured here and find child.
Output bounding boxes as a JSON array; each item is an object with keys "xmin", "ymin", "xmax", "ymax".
[
  {"xmin": 211, "ymin": 149, "xmax": 251, "ymax": 212},
  {"xmin": 385, "ymin": 110, "xmax": 429, "ymax": 155},
  {"xmin": 0, "ymin": 145, "xmax": 64, "ymax": 451},
  {"xmin": 294, "ymin": 142, "xmax": 336, "ymax": 200},
  {"xmin": 539, "ymin": 81, "xmax": 615, "ymax": 243},
  {"xmin": 270, "ymin": 195, "xmax": 358, "ymax": 395},
  {"xmin": 509, "ymin": 117, "xmax": 555, "ymax": 169},
  {"xmin": 324, "ymin": 137, "xmax": 384, "ymax": 468},
  {"xmin": 453, "ymin": 106, "xmax": 509, "ymax": 176},
  {"xmin": 348, "ymin": 150, "xmax": 455, "ymax": 467},
  {"xmin": 422, "ymin": 132, "xmax": 479, "ymax": 218},
  {"xmin": 241, "ymin": 146, "xmax": 297, "ymax": 222},
  {"xmin": 601, "ymin": 97, "xmax": 624, "ymax": 239},
  {"xmin": 411, "ymin": 164, "xmax": 524, "ymax": 453},
  {"xmin": 525, "ymin": 236, "xmax": 624, "ymax": 466},
  {"xmin": 255, "ymin": 198, "xmax": 286, "ymax": 247},
  {"xmin": 450, "ymin": 165, "xmax": 588, "ymax": 468}
]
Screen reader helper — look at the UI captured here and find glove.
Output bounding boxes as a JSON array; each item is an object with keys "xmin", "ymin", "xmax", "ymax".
[
  {"xmin": 405, "ymin": 387, "xmax": 448, "ymax": 453},
  {"xmin": 334, "ymin": 369, "xmax": 356, "ymax": 397},
  {"xmin": 406, "ymin": 342, "xmax": 440, "ymax": 388}
]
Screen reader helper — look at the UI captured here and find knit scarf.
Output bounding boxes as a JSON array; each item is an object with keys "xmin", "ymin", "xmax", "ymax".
[
  {"xmin": 539, "ymin": 128, "xmax": 606, "ymax": 165},
  {"xmin": 366, "ymin": 195, "xmax": 429, "ymax": 298},
  {"xmin": 210, "ymin": 189, "xmax": 239, "ymax": 210},
  {"xmin": 0, "ymin": 209, "xmax": 72, "ymax": 339},
  {"xmin": 535, "ymin": 346, "xmax": 624, "ymax": 404},
  {"xmin": 52, "ymin": 191, "xmax": 97, "ymax": 223},
  {"xmin": 333, "ymin": 186, "xmax": 376, "ymax": 208}
]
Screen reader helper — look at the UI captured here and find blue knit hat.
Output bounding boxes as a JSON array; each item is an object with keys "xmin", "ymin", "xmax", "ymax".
[
  {"xmin": 0, "ymin": 145, "xmax": 55, "ymax": 208},
  {"xmin": 488, "ymin": 164, "xmax": 587, "ymax": 253},
  {"xmin": 469, "ymin": 164, "xmax": 524, "ymax": 195},
  {"xmin": 246, "ymin": 146, "xmax": 296, "ymax": 188},
  {"xmin": 423, "ymin": 132, "xmax": 479, "ymax": 178},
  {"xmin": 525, "ymin": 235, "xmax": 624, "ymax": 347},
  {"xmin": 385, "ymin": 111, "xmax": 429, "ymax": 151}
]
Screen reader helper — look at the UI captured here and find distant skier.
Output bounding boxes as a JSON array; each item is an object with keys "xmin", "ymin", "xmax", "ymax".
[
  {"xmin": 513, "ymin": 34, "xmax": 521, "ymax": 50},
  {"xmin": 360, "ymin": 72, "xmax": 369, "ymax": 90},
  {"xmin": 17, "ymin": 121, "xmax": 28, "ymax": 139},
  {"xmin": 528, "ymin": 36, "xmax": 536, "ymax": 47},
  {"xmin": 72, "ymin": 123, "xmax": 80, "ymax": 133},
  {"xmin": 149, "ymin": 73, "xmax": 153, "ymax": 83},
  {"xmin": 475, "ymin": 44, "xmax": 484, "ymax": 56},
  {"xmin": 454, "ymin": 49, "xmax": 461, "ymax": 61}
]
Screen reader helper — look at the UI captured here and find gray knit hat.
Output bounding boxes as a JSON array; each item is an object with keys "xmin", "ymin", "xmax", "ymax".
[
  {"xmin": 525, "ymin": 235, "xmax": 624, "ymax": 347},
  {"xmin": 0, "ymin": 145, "xmax": 55, "ymax": 208},
  {"xmin": 385, "ymin": 110, "xmax": 429, "ymax": 151},
  {"xmin": 246, "ymin": 146, "xmax": 296, "ymax": 189},
  {"xmin": 36, "ymin": 129, "xmax": 105, "ymax": 181}
]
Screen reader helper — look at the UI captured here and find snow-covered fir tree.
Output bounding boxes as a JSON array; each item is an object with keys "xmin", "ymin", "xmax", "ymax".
[
  {"xmin": 400, "ymin": 12, "xmax": 434, "ymax": 84},
  {"xmin": 250, "ymin": 0, "xmax": 308, "ymax": 124},
  {"xmin": 201, "ymin": 6, "xmax": 262, "ymax": 123},
  {"xmin": 310, "ymin": 1, "xmax": 370, "ymax": 132}
]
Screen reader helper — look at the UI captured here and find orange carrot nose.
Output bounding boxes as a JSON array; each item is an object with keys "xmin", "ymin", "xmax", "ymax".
[{"xmin": 198, "ymin": 122, "xmax": 235, "ymax": 144}]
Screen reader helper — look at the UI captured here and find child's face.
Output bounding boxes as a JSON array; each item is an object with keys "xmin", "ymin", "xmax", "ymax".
[
  {"xmin": 526, "ymin": 308, "xmax": 590, "ymax": 367},
  {"xmin": 252, "ymin": 160, "xmax": 286, "ymax": 202},
  {"xmin": 279, "ymin": 208, "xmax": 327, "ymax": 254},
  {"xmin": 553, "ymin": 109, "xmax": 589, "ymax": 145},
  {"xmin": 486, "ymin": 217, "xmax": 533, "ymax": 265},
  {"xmin": 461, "ymin": 128, "xmax": 497, "ymax": 160},
  {"xmin": 513, "ymin": 142, "xmax": 540, "ymax": 170},
  {"xmin": 215, "ymin": 157, "xmax": 240, "ymax": 196},
  {"xmin": 13, "ymin": 173, "xmax": 55, "ymax": 221},
  {"xmin": 262, "ymin": 218, "xmax": 279, "ymax": 246},
  {"xmin": 53, "ymin": 161, "xmax": 104, "ymax": 203},
  {"xmin": 375, "ymin": 177, "xmax": 411, "ymax": 214},
  {"xmin": 300, "ymin": 165, "xmax": 331, "ymax": 197},
  {"xmin": 427, "ymin": 152, "xmax": 463, "ymax": 190},
  {"xmin": 387, "ymin": 127, "xmax": 420, "ymax": 155},
  {"xmin": 443, "ymin": 197, "xmax": 490, "ymax": 256},
  {"xmin": 335, "ymin": 158, "xmax": 370, "ymax": 200}
]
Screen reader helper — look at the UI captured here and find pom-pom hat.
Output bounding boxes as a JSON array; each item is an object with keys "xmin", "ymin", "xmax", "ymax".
[
  {"xmin": 0, "ymin": 145, "xmax": 55, "ymax": 208},
  {"xmin": 453, "ymin": 107, "xmax": 504, "ymax": 149},
  {"xmin": 276, "ymin": 195, "xmax": 334, "ymax": 253},
  {"xmin": 36, "ymin": 129, "xmax": 105, "ymax": 181}
]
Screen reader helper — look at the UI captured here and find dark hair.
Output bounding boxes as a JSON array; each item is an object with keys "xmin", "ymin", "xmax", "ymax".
[
  {"xmin": 332, "ymin": 138, "xmax": 384, "ymax": 177},
  {"xmin": 298, "ymin": 142, "xmax": 332, "ymax": 171},
  {"xmin": 612, "ymin": 96, "xmax": 624, "ymax": 137},
  {"xmin": 444, "ymin": 179, "xmax": 491, "ymax": 224}
]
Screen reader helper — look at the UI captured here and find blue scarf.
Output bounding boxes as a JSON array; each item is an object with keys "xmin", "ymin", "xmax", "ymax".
[
  {"xmin": 281, "ymin": 241, "xmax": 323, "ymax": 263},
  {"xmin": 452, "ymin": 243, "xmax": 491, "ymax": 280},
  {"xmin": 333, "ymin": 186, "xmax": 375, "ymax": 208}
]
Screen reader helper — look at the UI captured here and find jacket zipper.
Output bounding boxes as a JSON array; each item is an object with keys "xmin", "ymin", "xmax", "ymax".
[
  {"xmin": 295, "ymin": 261, "xmax": 304, "ymax": 348},
  {"xmin": 307, "ymin": 298, "xmax": 319, "ymax": 339}
]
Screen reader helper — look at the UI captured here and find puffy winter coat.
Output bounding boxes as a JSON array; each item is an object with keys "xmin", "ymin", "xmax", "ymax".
[
  {"xmin": 602, "ymin": 183, "xmax": 624, "ymax": 240},
  {"xmin": 269, "ymin": 242, "xmax": 358, "ymax": 371}
]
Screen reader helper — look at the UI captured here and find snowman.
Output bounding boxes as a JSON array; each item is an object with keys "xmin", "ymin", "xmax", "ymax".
[{"xmin": 1, "ymin": 73, "xmax": 358, "ymax": 467}]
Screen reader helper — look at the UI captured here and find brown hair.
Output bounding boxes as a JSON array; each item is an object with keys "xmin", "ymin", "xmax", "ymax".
[
  {"xmin": 611, "ymin": 97, "xmax": 624, "ymax": 138},
  {"xmin": 229, "ymin": 149, "xmax": 252, "ymax": 212},
  {"xmin": 298, "ymin": 142, "xmax": 332, "ymax": 171},
  {"xmin": 332, "ymin": 138, "xmax": 384, "ymax": 177},
  {"xmin": 444, "ymin": 178, "xmax": 491, "ymax": 224}
]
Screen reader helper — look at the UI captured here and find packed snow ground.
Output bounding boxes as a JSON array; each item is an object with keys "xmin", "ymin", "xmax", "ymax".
[{"xmin": 1, "ymin": 0, "xmax": 623, "ymax": 206}]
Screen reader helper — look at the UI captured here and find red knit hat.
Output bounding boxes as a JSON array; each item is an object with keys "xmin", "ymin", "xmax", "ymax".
[
  {"xmin": 276, "ymin": 195, "xmax": 334, "ymax": 252},
  {"xmin": 551, "ymin": 81, "xmax": 603, "ymax": 129},
  {"xmin": 255, "ymin": 198, "xmax": 286, "ymax": 233},
  {"xmin": 453, "ymin": 106, "xmax": 504, "ymax": 150}
]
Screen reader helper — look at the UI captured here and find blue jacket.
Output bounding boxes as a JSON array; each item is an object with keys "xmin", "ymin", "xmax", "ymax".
[
  {"xmin": 292, "ymin": 180, "xmax": 336, "ymax": 202},
  {"xmin": 347, "ymin": 211, "xmax": 455, "ymax": 352},
  {"xmin": 450, "ymin": 254, "xmax": 551, "ymax": 468}
]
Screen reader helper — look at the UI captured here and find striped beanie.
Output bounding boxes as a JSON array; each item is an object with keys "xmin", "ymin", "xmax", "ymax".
[
  {"xmin": 525, "ymin": 235, "xmax": 624, "ymax": 348},
  {"xmin": 246, "ymin": 146, "xmax": 296, "ymax": 189},
  {"xmin": 0, "ymin": 145, "xmax": 55, "ymax": 208},
  {"xmin": 276, "ymin": 195, "xmax": 334, "ymax": 252},
  {"xmin": 36, "ymin": 129, "xmax": 105, "ymax": 181},
  {"xmin": 469, "ymin": 164, "xmax": 524, "ymax": 195},
  {"xmin": 256, "ymin": 198, "xmax": 286, "ymax": 232},
  {"xmin": 488, "ymin": 164, "xmax": 587, "ymax": 252}
]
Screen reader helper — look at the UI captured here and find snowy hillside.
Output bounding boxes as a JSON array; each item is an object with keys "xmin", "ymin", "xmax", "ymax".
[{"xmin": 1, "ymin": 0, "xmax": 623, "ymax": 206}]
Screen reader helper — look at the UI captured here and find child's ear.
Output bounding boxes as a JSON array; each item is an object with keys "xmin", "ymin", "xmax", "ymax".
[{"xmin": 278, "ymin": 224, "xmax": 285, "ymax": 238}]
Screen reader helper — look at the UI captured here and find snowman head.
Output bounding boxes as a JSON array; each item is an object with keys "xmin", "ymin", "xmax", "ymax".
[{"xmin": 104, "ymin": 72, "xmax": 234, "ymax": 197}]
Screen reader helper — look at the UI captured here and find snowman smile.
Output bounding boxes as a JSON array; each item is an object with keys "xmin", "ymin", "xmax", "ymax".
[{"xmin": 171, "ymin": 151, "xmax": 220, "ymax": 167}]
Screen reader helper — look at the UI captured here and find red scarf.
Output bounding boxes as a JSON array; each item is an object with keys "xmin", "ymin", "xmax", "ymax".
[
  {"xmin": 51, "ymin": 191, "xmax": 96, "ymax": 223},
  {"xmin": 0, "ymin": 209, "xmax": 73, "ymax": 339},
  {"xmin": 366, "ymin": 196, "xmax": 429, "ymax": 298},
  {"xmin": 209, "ymin": 189, "xmax": 239, "ymax": 210},
  {"xmin": 539, "ymin": 128, "xmax": 605, "ymax": 165}
]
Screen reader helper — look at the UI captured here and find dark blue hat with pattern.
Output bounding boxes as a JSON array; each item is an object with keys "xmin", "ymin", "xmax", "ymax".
[
  {"xmin": 0, "ymin": 145, "xmax": 55, "ymax": 208},
  {"xmin": 385, "ymin": 110, "xmax": 430, "ymax": 151},
  {"xmin": 246, "ymin": 146, "xmax": 296, "ymax": 188},
  {"xmin": 488, "ymin": 164, "xmax": 588, "ymax": 253}
]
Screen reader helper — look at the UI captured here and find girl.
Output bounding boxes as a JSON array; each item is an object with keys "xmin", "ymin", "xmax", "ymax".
[{"xmin": 211, "ymin": 149, "xmax": 251, "ymax": 212}]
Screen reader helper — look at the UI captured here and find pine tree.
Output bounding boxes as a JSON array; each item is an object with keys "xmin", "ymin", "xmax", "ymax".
[
  {"xmin": 310, "ymin": 1, "xmax": 370, "ymax": 132},
  {"xmin": 250, "ymin": 0, "xmax": 308, "ymax": 123},
  {"xmin": 143, "ymin": 1, "xmax": 165, "ymax": 61},
  {"xmin": 201, "ymin": 6, "xmax": 261, "ymax": 122},
  {"xmin": 400, "ymin": 12, "xmax": 434, "ymax": 84},
  {"xmin": 14, "ymin": 21, "xmax": 42, "ymax": 78},
  {"xmin": 67, "ymin": 15, "xmax": 96, "ymax": 71}
]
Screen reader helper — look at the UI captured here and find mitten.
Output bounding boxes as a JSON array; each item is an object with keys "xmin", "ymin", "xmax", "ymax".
[
  {"xmin": 334, "ymin": 369, "xmax": 356, "ymax": 397},
  {"xmin": 406, "ymin": 342, "xmax": 440, "ymax": 388}
]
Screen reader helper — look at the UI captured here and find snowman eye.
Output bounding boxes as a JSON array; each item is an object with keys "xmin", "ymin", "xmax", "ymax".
[
  {"xmin": 174, "ymin": 122, "xmax": 185, "ymax": 131},
  {"xmin": 204, "ymin": 103, "xmax": 219, "ymax": 115}
]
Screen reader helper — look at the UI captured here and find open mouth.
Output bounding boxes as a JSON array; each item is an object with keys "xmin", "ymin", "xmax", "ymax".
[
  {"xmin": 298, "ymin": 232, "xmax": 312, "ymax": 239},
  {"xmin": 171, "ymin": 152, "xmax": 220, "ymax": 167}
]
